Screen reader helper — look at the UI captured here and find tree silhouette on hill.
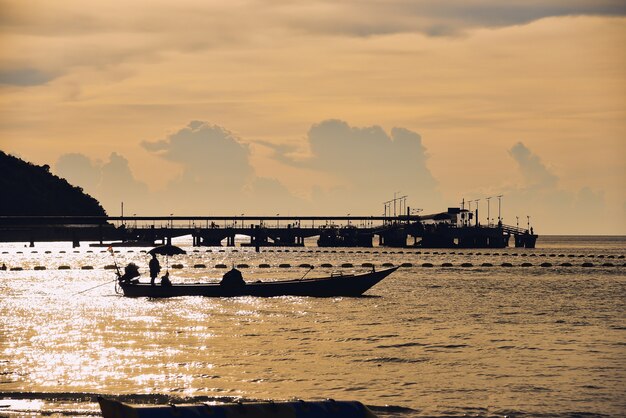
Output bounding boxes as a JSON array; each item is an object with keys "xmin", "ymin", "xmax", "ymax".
[{"xmin": 0, "ymin": 151, "xmax": 106, "ymax": 219}]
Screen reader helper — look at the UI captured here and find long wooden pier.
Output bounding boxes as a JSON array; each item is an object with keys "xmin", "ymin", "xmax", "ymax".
[{"xmin": 0, "ymin": 214, "xmax": 537, "ymax": 248}]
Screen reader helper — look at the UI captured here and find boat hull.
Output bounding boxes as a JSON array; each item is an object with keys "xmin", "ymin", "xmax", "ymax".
[
  {"xmin": 119, "ymin": 267, "xmax": 398, "ymax": 298},
  {"xmin": 98, "ymin": 397, "xmax": 379, "ymax": 418}
]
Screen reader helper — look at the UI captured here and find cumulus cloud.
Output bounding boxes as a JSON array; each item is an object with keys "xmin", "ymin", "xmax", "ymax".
[
  {"xmin": 142, "ymin": 121, "xmax": 252, "ymax": 193},
  {"xmin": 496, "ymin": 142, "xmax": 608, "ymax": 234},
  {"xmin": 55, "ymin": 152, "xmax": 150, "ymax": 215},
  {"xmin": 276, "ymin": 119, "xmax": 441, "ymax": 213},
  {"xmin": 141, "ymin": 121, "xmax": 303, "ymax": 214},
  {"xmin": 509, "ymin": 142, "xmax": 558, "ymax": 188}
]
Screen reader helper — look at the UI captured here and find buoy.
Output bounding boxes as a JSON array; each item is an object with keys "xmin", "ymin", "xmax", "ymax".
[
  {"xmin": 58, "ymin": 265, "xmax": 71, "ymax": 270},
  {"xmin": 482, "ymin": 262, "xmax": 493, "ymax": 267},
  {"xmin": 60, "ymin": 251, "xmax": 66, "ymax": 254},
  {"xmin": 400, "ymin": 262, "xmax": 412, "ymax": 267},
  {"xmin": 34, "ymin": 266, "xmax": 46, "ymax": 270},
  {"xmin": 31, "ymin": 251, "xmax": 38, "ymax": 254},
  {"xmin": 582, "ymin": 262, "xmax": 594, "ymax": 267},
  {"xmin": 236, "ymin": 264, "xmax": 249, "ymax": 268},
  {"xmin": 45, "ymin": 251, "xmax": 51, "ymax": 254},
  {"xmin": 521, "ymin": 262, "xmax": 532, "ymax": 267},
  {"xmin": 320, "ymin": 263, "xmax": 333, "ymax": 267},
  {"xmin": 194, "ymin": 264, "xmax": 207, "ymax": 268},
  {"xmin": 461, "ymin": 263, "xmax": 473, "ymax": 267},
  {"xmin": 10, "ymin": 267, "xmax": 23, "ymax": 271},
  {"xmin": 299, "ymin": 263, "xmax": 313, "ymax": 268},
  {"xmin": 361, "ymin": 263, "xmax": 374, "ymax": 268},
  {"xmin": 341, "ymin": 263, "xmax": 354, "ymax": 268},
  {"xmin": 540, "ymin": 262, "xmax": 552, "ymax": 267},
  {"xmin": 171, "ymin": 264, "xmax": 184, "ymax": 269},
  {"xmin": 602, "ymin": 263, "xmax": 614, "ymax": 267},
  {"xmin": 441, "ymin": 262, "xmax": 453, "ymax": 267},
  {"xmin": 560, "ymin": 263, "xmax": 573, "ymax": 267},
  {"xmin": 104, "ymin": 265, "xmax": 117, "ymax": 270},
  {"xmin": 278, "ymin": 263, "xmax": 291, "ymax": 268},
  {"xmin": 258, "ymin": 263, "xmax": 271, "ymax": 268},
  {"xmin": 81, "ymin": 266, "xmax": 94, "ymax": 270},
  {"xmin": 382, "ymin": 262, "xmax": 394, "ymax": 267},
  {"xmin": 421, "ymin": 263, "xmax": 434, "ymax": 268},
  {"xmin": 501, "ymin": 262, "xmax": 513, "ymax": 267}
]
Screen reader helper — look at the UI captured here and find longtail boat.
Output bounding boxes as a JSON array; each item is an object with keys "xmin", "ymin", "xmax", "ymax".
[
  {"xmin": 117, "ymin": 266, "xmax": 398, "ymax": 298},
  {"xmin": 98, "ymin": 396, "xmax": 379, "ymax": 418}
]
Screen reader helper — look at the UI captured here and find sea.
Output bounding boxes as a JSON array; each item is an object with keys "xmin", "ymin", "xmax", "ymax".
[{"xmin": 1, "ymin": 235, "xmax": 624, "ymax": 417}]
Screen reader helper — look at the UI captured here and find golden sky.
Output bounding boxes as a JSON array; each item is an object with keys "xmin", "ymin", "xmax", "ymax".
[{"xmin": 1, "ymin": 1, "xmax": 625, "ymax": 234}]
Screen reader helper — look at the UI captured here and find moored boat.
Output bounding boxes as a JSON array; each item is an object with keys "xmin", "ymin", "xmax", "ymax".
[
  {"xmin": 98, "ymin": 396, "xmax": 379, "ymax": 418},
  {"xmin": 117, "ymin": 266, "xmax": 398, "ymax": 298}
]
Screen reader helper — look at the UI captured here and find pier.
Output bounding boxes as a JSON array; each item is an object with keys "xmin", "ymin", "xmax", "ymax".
[{"xmin": 0, "ymin": 209, "xmax": 538, "ymax": 249}]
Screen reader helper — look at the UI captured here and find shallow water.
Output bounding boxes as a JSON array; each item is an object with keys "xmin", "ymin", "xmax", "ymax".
[{"xmin": 1, "ymin": 236, "xmax": 625, "ymax": 417}]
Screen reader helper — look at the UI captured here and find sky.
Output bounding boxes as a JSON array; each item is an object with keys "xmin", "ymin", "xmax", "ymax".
[{"xmin": 1, "ymin": 0, "xmax": 625, "ymax": 234}]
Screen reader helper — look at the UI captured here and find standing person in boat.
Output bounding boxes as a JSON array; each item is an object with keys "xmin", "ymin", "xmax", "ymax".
[{"xmin": 149, "ymin": 253, "xmax": 161, "ymax": 286}]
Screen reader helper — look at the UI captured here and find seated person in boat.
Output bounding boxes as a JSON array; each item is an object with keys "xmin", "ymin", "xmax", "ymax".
[
  {"xmin": 220, "ymin": 267, "xmax": 245, "ymax": 287},
  {"xmin": 118, "ymin": 263, "xmax": 140, "ymax": 284},
  {"xmin": 161, "ymin": 271, "xmax": 172, "ymax": 287}
]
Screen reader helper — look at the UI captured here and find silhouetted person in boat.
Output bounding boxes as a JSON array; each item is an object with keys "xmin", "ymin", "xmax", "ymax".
[
  {"xmin": 149, "ymin": 253, "xmax": 161, "ymax": 286},
  {"xmin": 119, "ymin": 263, "xmax": 140, "ymax": 284},
  {"xmin": 220, "ymin": 267, "xmax": 245, "ymax": 288},
  {"xmin": 161, "ymin": 271, "xmax": 172, "ymax": 287}
]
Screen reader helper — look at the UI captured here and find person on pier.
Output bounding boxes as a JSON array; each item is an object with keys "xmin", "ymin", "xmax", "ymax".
[{"xmin": 149, "ymin": 253, "xmax": 161, "ymax": 286}]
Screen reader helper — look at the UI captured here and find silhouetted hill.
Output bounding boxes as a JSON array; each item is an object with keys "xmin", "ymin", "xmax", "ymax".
[{"xmin": 0, "ymin": 151, "xmax": 106, "ymax": 218}]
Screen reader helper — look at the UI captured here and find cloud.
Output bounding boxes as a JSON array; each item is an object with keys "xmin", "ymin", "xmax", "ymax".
[
  {"xmin": 142, "ymin": 121, "xmax": 252, "ymax": 192},
  {"xmin": 0, "ymin": 68, "xmax": 57, "ymax": 86},
  {"xmin": 141, "ymin": 121, "xmax": 304, "ymax": 214},
  {"xmin": 276, "ymin": 119, "xmax": 440, "ymax": 213},
  {"xmin": 55, "ymin": 152, "xmax": 150, "ymax": 215},
  {"xmin": 2, "ymin": 1, "xmax": 624, "ymax": 42},
  {"xmin": 509, "ymin": 142, "xmax": 558, "ymax": 189},
  {"xmin": 494, "ymin": 142, "xmax": 609, "ymax": 234},
  {"xmin": 276, "ymin": 1, "xmax": 626, "ymax": 37}
]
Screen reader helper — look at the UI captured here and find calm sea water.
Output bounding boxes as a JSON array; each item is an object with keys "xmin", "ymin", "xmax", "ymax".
[{"xmin": 1, "ymin": 236, "xmax": 625, "ymax": 417}]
